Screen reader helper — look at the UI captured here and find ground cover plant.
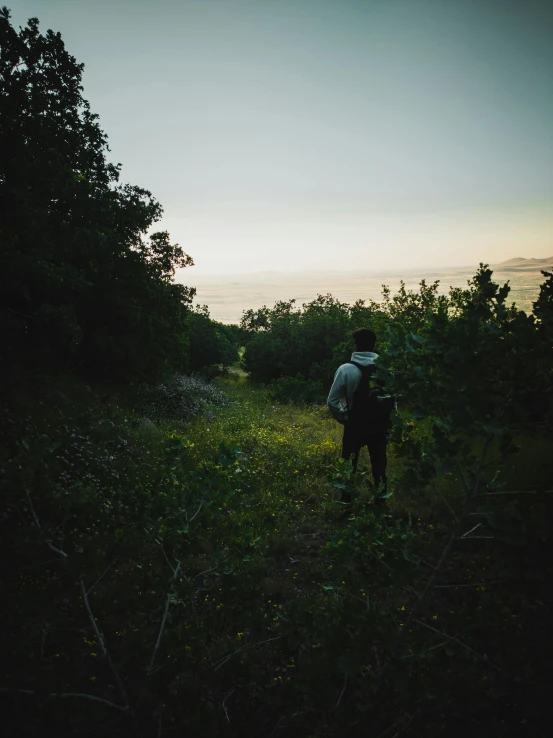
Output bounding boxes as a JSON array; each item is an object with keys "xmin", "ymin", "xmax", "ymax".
[{"xmin": 2, "ymin": 346, "xmax": 552, "ymax": 736}]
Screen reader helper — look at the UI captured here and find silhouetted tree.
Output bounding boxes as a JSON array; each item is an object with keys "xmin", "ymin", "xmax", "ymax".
[{"xmin": 0, "ymin": 8, "xmax": 195, "ymax": 381}]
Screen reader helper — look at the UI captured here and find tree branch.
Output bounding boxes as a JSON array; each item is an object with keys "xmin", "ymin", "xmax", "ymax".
[
  {"xmin": 400, "ymin": 639, "xmax": 450, "ymax": 659},
  {"xmin": 460, "ymin": 522, "xmax": 481, "ymax": 538},
  {"xmin": 148, "ymin": 562, "xmax": 181, "ymax": 674},
  {"xmin": 432, "ymin": 482, "xmax": 459, "ymax": 521},
  {"xmin": 26, "ymin": 489, "xmax": 68, "ymax": 559},
  {"xmin": 436, "ymin": 580, "xmax": 500, "ymax": 588},
  {"xmin": 477, "ymin": 489, "xmax": 553, "ymax": 496},
  {"xmin": 188, "ymin": 499, "xmax": 204, "ymax": 524},
  {"xmin": 413, "ymin": 619, "xmax": 500, "ymax": 670},
  {"xmin": 0, "ymin": 687, "xmax": 130, "ymax": 713},
  {"xmin": 336, "ymin": 674, "xmax": 348, "ymax": 707},
  {"xmin": 79, "ymin": 579, "xmax": 130, "ymax": 711},
  {"xmin": 87, "ymin": 560, "xmax": 115, "ymax": 596},
  {"xmin": 213, "ymin": 635, "xmax": 282, "ymax": 671},
  {"xmin": 222, "ymin": 688, "xmax": 235, "ymax": 723}
]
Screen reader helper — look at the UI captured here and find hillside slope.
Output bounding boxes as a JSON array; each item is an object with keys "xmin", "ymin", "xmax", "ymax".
[{"xmin": 494, "ymin": 256, "xmax": 553, "ymax": 269}]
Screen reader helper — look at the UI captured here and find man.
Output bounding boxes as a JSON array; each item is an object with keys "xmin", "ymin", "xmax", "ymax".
[{"xmin": 327, "ymin": 328, "xmax": 392, "ymax": 501}]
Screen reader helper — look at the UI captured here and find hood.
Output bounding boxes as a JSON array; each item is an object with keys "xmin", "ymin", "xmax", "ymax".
[{"xmin": 350, "ymin": 351, "xmax": 378, "ymax": 366}]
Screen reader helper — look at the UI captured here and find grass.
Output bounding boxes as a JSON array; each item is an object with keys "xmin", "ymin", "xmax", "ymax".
[{"xmin": 1, "ymin": 373, "xmax": 552, "ymax": 737}]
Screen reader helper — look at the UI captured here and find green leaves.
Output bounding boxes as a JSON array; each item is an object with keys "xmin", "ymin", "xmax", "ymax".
[
  {"xmin": 480, "ymin": 422, "xmax": 507, "ymax": 437},
  {"xmin": 216, "ymin": 441, "xmax": 242, "ymax": 468},
  {"xmin": 402, "ymin": 549, "xmax": 421, "ymax": 564},
  {"xmin": 1, "ymin": 12, "xmax": 195, "ymax": 382},
  {"xmin": 380, "ymin": 264, "xmax": 552, "ymax": 503}
]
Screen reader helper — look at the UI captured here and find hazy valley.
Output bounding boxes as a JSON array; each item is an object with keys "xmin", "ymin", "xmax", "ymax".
[{"xmin": 187, "ymin": 256, "xmax": 553, "ymax": 324}]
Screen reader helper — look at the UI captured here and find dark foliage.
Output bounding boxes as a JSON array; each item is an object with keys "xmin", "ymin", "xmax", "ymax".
[
  {"xmin": 187, "ymin": 306, "xmax": 241, "ymax": 373},
  {"xmin": 241, "ymin": 283, "xmax": 450, "ymax": 399},
  {"xmin": 0, "ymin": 9, "xmax": 195, "ymax": 381}
]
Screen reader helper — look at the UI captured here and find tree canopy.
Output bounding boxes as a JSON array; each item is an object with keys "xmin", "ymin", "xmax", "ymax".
[{"xmin": 0, "ymin": 8, "xmax": 196, "ymax": 381}]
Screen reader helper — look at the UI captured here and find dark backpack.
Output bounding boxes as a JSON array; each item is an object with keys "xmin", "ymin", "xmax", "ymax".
[{"xmin": 347, "ymin": 361, "xmax": 395, "ymax": 435}]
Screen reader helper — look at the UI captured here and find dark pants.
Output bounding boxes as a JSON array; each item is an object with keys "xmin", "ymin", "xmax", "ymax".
[{"xmin": 342, "ymin": 425, "xmax": 388, "ymax": 496}]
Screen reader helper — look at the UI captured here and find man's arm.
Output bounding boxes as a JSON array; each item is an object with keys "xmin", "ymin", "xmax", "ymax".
[{"xmin": 327, "ymin": 366, "xmax": 348, "ymax": 424}]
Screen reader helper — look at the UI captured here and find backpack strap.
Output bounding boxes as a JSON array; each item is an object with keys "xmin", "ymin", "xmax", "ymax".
[
  {"xmin": 349, "ymin": 361, "xmax": 376, "ymax": 376},
  {"xmin": 347, "ymin": 361, "xmax": 375, "ymax": 411},
  {"xmin": 349, "ymin": 361, "xmax": 384, "ymax": 396}
]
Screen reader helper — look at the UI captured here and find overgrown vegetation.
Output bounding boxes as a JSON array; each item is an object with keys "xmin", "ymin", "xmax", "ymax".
[
  {"xmin": 2, "ymin": 362, "xmax": 552, "ymax": 736},
  {"xmin": 241, "ymin": 281, "xmax": 457, "ymax": 402},
  {"xmin": 2, "ymin": 8, "xmax": 553, "ymax": 737}
]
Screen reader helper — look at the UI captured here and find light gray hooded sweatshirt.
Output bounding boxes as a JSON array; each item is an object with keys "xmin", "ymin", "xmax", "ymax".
[{"xmin": 327, "ymin": 351, "xmax": 379, "ymax": 425}]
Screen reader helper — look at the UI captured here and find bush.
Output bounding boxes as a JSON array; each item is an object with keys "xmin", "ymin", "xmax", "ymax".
[
  {"xmin": 187, "ymin": 306, "xmax": 241, "ymax": 372},
  {"xmin": 137, "ymin": 374, "xmax": 228, "ymax": 421},
  {"xmin": 268, "ymin": 376, "xmax": 325, "ymax": 405},
  {"xmin": 241, "ymin": 285, "xmax": 449, "ymax": 391}
]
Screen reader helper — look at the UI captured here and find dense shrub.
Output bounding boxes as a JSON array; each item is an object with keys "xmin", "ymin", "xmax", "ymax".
[
  {"xmin": 137, "ymin": 374, "xmax": 228, "ymax": 421},
  {"xmin": 187, "ymin": 306, "xmax": 241, "ymax": 372},
  {"xmin": 379, "ymin": 266, "xmax": 553, "ymax": 450},
  {"xmin": 268, "ymin": 376, "xmax": 324, "ymax": 405},
  {"xmin": 241, "ymin": 283, "xmax": 449, "ymax": 395}
]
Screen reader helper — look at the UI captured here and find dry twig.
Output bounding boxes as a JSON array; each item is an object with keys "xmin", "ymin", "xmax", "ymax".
[
  {"xmin": 26, "ymin": 489, "xmax": 68, "ymax": 559},
  {"xmin": 413, "ymin": 619, "xmax": 500, "ymax": 670},
  {"xmin": 149, "ymin": 562, "xmax": 182, "ymax": 673},
  {"xmin": 80, "ymin": 579, "xmax": 130, "ymax": 710},
  {"xmin": 222, "ymin": 688, "xmax": 235, "ymax": 723},
  {"xmin": 336, "ymin": 674, "xmax": 348, "ymax": 707},
  {"xmin": 213, "ymin": 636, "xmax": 282, "ymax": 671},
  {"xmin": 0, "ymin": 687, "xmax": 130, "ymax": 713}
]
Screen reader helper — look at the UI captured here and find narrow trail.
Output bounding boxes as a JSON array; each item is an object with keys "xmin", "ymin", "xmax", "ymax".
[
  {"xmin": 183, "ymin": 377, "xmax": 397, "ymax": 605},
  {"xmin": 209, "ymin": 377, "xmax": 341, "ymax": 580}
]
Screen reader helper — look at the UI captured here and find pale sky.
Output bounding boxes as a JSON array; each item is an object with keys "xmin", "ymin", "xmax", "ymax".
[{"xmin": 12, "ymin": 0, "xmax": 553, "ymax": 276}]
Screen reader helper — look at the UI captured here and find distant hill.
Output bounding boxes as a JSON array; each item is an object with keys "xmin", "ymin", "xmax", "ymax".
[{"xmin": 494, "ymin": 256, "xmax": 553, "ymax": 269}]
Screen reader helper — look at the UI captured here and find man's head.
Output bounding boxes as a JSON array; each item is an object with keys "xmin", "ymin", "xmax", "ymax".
[{"xmin": 352, "ymin": 327, "xmax": 376, "ymax": 352}]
